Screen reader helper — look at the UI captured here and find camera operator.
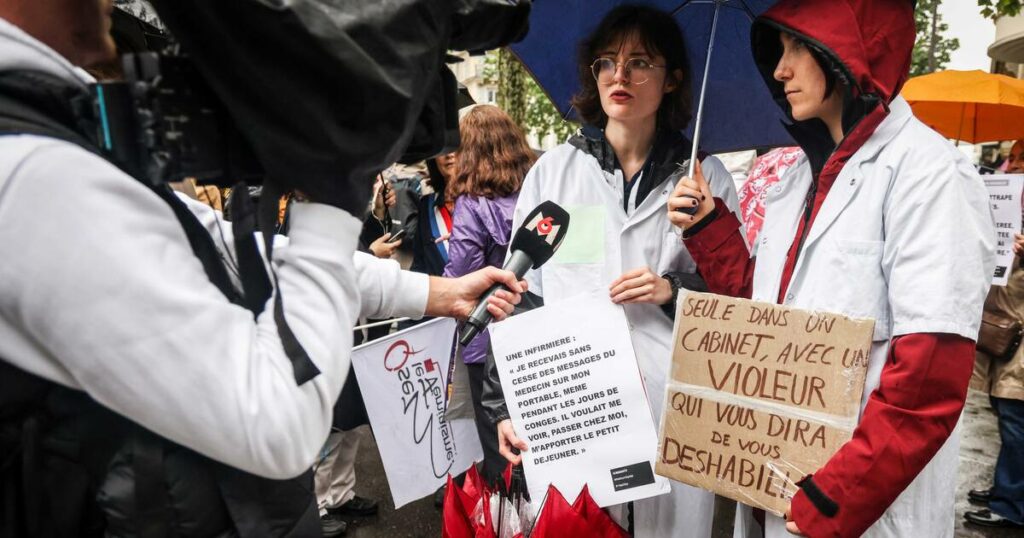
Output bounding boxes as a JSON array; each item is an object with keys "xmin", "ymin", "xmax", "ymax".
[{"xmin": 0, "ymin": 2, "xmax": 525, "ymax": 536}]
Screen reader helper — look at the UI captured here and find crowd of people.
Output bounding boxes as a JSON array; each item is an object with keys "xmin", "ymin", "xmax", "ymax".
[{"xmin": 0, "ymin": 0, "xmax": 1020, "ymax": 537}]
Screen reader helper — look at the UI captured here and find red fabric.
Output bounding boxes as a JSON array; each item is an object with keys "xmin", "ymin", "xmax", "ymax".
[
  {"xmin": 443, "ymin": 469, "xmax": 499, "ymax": 538},
  {"xmin": 474, "ymin": 493, "xmax": 496, "ymax": 538},
  {"xmin": 502, "ymin": 463, "xmax": 513, "ymax": 492},
  {"xmin": 685, "ymin": 197, "xmax": 754, "ymax": 299},
  {"xmin": 442, "ymin": 474, "xmax": 476, "ymax": 538},
  {"xmin": 440, "ymin": 204, "xmax": 453, "ymax": 235},
  {"xmin": 758, "ymin": 0, "xmax": 916, "ymax": 103},
  {"xmin": 463, "ymin": 465, "xmax": 484, "ymax": 502},
  {"xmin": 790, "ymin": 334, "xmax": 975, "ymax": 537},
  {"xmin": 570, "ymin": 486, "xmax": 629, "ymax": 538},
  {"xmin": 463, "ymin": 467, "xmax": 497, "ymax": 538},
  {"xmin": 530, "ymin": 485, "xmax": 592, "ymax": 537}
]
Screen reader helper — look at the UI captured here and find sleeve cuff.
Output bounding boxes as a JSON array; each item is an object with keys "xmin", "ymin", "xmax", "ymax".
[
  {"xmin": 395, "ymin": 270, "xmax": 430, "ymax": 320},
  {"xmin": 682, "ymin": 207, "xmax": 718, "ymax": 238},
  {"xmin": 791, "ymin": 476, "xmax": 841, "ymax": 537},
  {"xmin": 683, "ymin": 198, "xmax": 742, "ymax": 252},
  {"xmin": 287, "ymin": 202, "xmax": 362, "ymax": 256},
  {"xmin": 352, "ymin": 251, "xmax": 429, "ymax": 320}
]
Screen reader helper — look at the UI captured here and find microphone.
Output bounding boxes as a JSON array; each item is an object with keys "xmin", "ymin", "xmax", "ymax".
[{"xmin": 458, "ymin": 201, "xmax": 570, "ymax": 346}]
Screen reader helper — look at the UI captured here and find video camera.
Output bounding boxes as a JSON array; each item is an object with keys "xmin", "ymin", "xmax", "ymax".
[
  {"xmin": 91, "ymin": 51, "xmax": 263, "ymax": 188},
  {"xmin": 95, "ymin": 0, "xmax": 531, "ymax": 217}
]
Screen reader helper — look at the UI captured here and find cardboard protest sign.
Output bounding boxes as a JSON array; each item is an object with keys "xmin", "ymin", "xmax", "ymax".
[
  {"xmin": 490, "ymin": 293, "xmax": 670, "ymax": 508},
  {"xmin": 351, "ymin": 318, "xmax": 482, "ymax": 508},
  {"xmin": 655, "ymin": 292, "xmax": 873, "ymax": 516},
  {"xmin": 984, "ymin": 175, "xmax": 1023, "ymax": 286}
]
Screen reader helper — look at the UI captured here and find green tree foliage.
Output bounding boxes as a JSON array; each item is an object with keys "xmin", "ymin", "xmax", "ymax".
[
  {"xmin": 485, "ymin": 49, "xmax": 577, "ymax": 146},
  {"xmin": 978, "ymin": 0, "xmax": 1024, "ymax": 18},
  {"xmin": 911, "ymin": 0, "xmax": 960, "ymax": 77}
]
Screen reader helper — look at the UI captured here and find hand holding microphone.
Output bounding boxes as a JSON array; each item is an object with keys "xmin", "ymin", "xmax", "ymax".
[
  {"xmin": 458, "ymin": 201, "xmax": 571, "ymax": 346},
  {"xmin": 426, "ymin": 267, "xmax": 526, "ymax": 321}
]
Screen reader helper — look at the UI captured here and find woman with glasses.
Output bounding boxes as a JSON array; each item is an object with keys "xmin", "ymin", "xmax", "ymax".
[{"xmin": 481, "ymin": 5, "xmax": 740, "ymax": 537}]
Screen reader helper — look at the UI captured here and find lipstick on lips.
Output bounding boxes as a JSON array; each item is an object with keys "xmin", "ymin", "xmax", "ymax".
[{"xmin": 609, "ymin": 89, "xmax": 633, "ymax": 103}]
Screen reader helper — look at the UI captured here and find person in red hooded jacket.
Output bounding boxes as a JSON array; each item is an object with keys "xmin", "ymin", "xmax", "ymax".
[{"xmin": 667, "ymin": 1, "xmax": 995, "ymax": 537}]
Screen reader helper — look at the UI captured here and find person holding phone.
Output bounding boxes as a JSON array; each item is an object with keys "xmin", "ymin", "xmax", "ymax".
[
  {"xmin": 363, "ymin": 174, "xmax": 403, "ymax": 260},
  {"xmin": 668, "ymin": 1, "xmax": 994, "ymax": 536}
]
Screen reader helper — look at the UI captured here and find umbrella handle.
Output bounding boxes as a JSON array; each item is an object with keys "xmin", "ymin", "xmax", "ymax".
[{"xmin": 675, "ymin": 0, "xmax": 725, "ymax": 215}]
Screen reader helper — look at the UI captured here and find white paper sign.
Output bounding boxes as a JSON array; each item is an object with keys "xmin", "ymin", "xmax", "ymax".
[
  {"xmin": 489, "ymin": 293, "xmax": 670, "ymax": 507},
  {"xmin": 985, "ymin": 174, "xmax": 1024, "ymax": 286},
  {"xmin": 351, "ymin": 318, "xmax": 482, "ymax": 508}
]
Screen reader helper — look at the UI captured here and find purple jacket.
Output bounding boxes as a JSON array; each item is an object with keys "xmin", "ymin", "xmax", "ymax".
[{"xmin": 443, "ymin": 193, "xmax": 519, "ymax": 364}]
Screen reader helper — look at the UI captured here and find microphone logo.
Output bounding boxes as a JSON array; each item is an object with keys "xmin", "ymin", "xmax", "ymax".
[{"xmin": 526, "ymin": 212, "xmax": 560, "ymax": 245}]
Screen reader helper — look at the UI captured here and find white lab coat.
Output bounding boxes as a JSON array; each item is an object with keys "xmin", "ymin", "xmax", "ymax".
[
  {"xmin": 733, "ymin": 97, "xmax": 995, "ymax": 538},
  {"xmin": 511, "ymin": 141, "xmax": 741, "ymax": 537}
]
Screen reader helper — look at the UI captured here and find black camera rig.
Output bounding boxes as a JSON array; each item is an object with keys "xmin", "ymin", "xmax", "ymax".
[
  {"xmin": 93, "ymin": 0, "xmax": 532, "ymax": 212},
  {"xmin": 92, "ymin": 51, "xmax": 262, "ymax": 188}
]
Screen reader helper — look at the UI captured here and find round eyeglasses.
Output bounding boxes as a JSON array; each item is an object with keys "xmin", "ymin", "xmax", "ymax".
[{"xmin": 591, "ymin": 57, "xmax": 666, "ymax": 86}]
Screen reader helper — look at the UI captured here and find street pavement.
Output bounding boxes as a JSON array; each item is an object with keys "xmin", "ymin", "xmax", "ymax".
[{"xmin": 341, "ymin": 389, "xmax": 1018, "ymax": 537}]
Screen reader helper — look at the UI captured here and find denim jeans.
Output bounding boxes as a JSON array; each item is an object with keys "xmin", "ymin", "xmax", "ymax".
[{"xmin": 991, "ymin": 396, "xmax": 1024, "ymax": 524}]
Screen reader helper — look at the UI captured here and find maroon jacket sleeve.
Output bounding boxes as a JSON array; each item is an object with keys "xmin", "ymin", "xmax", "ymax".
[
  {"xmin": 682, "ymin": 198, "xmax": 755, "ymax": 299},
  {"xmin": 790, "ymin": 333, "xmax": 975, "ymax": 537}
]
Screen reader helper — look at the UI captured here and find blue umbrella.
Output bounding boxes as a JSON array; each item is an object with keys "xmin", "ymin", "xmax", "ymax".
[{"xmin": 511, "ymin": 0, "xmax": 793, "ymax": 161}]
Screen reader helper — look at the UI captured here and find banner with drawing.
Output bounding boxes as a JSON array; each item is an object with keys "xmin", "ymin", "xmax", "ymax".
[{"xmin": 351, "ymin": 318, "xmax": 482, "ymax": 508}]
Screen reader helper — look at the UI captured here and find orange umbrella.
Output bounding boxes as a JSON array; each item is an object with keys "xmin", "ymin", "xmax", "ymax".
[{"xmin": 902, "ymin": 69, "xmax": 1024, "ymax": 143}]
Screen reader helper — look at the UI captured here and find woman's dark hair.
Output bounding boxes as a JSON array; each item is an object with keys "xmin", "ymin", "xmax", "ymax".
[
  {"xmin": 791, "ymin": 34, "xmax": 845, "ymax": 101},
  {"xmin": 570, "ymin": 5, "xmax": 692, "ymax": 131},
  {"xmin": 448, "ymin": 105, "xmax": 536, "ymax": 200}
]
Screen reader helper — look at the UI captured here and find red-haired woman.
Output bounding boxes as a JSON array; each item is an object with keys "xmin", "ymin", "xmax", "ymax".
[{"xmin": 442, "ymin": 105, "xmax": 536, "ymax": 483}]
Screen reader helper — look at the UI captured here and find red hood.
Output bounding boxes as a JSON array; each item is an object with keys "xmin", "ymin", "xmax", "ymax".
[
  {"xmin": 753, "ymin": 0, "xmax": 916, "ymax": 106},
  {"xmin": 750, "ymin": 0, "xmax": 915, "ymax": 177}
]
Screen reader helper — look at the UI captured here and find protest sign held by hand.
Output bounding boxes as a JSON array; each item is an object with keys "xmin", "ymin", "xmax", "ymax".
[
  {"xmin": 490, "ymin": 293, "xmax": 671, "ymax": 508},
  {"xmin": 655, "ymin": 292, "xmax": 873, "ymax": 516}
]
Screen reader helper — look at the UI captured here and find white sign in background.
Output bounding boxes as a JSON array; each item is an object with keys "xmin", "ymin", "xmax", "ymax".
[
  {"xmin": 351, "ymin": 317, "xmax": 482, "ymax": 508},
  {"xmin": 489, "ymin": 293, "xmax": 670, "ymax": 508},
  {"xmin": 985, "ymin": 174, "xmax": 1024, "ymax": 286}
]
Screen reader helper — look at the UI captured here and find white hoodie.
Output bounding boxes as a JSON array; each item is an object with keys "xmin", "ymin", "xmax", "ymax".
[{"xmin": 0, "ymin": 17, "xmax": 427, "ymax": 479}]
